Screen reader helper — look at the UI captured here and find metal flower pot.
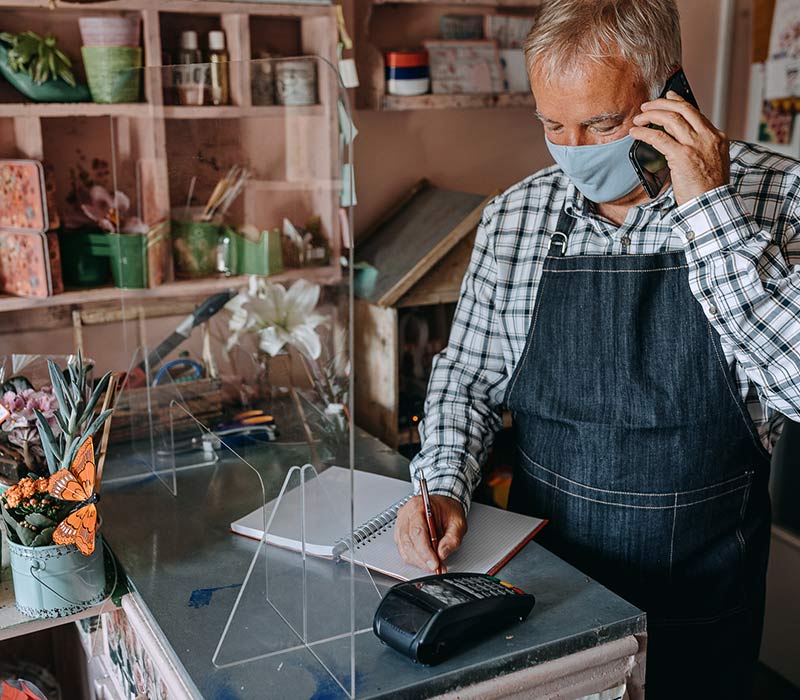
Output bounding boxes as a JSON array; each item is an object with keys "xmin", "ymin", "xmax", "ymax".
[{"xmin": 8, "ymin": 534, "xmax": 107, "ymax": 618}]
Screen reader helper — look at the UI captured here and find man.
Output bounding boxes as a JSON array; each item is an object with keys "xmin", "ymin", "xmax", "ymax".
[{"xmin": 394, "ymin": 0, "xmax": 800, "ymax": 697}]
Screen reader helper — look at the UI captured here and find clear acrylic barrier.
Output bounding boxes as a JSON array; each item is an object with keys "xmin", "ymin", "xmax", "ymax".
[
  {"xmin": 100, "ymin": 345, "xmax": 216, "ymax": 494},
  {"xmin": 97, "ymin": 57, "xmax": 370, "ymax": 697}
]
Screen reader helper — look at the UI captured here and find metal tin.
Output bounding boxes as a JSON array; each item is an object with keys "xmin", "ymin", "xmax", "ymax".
[
  {"xmin": 275, "ymin": 60, "xmax": 317, "ymax": 106},
  {"xmin": 384, "ymin": 51, "xmax": 430, "ymax": 96},
  {"xmin": 251, "ymin": 58, "xmax": 275, "ymax": 106},
  {"xmin": 8, "ymin": 535, "xmax": 107, "ymax": 618}
]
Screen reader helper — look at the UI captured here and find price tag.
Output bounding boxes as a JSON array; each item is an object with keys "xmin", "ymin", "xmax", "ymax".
[{"xmin": 339, "ymin": 58, "xmax": 359, "ymax": 88}]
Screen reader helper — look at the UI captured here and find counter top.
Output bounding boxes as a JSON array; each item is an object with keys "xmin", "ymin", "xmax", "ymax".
[{"xmin": 100, "ymin": 430, "xmax": 645, "ymax": 699}]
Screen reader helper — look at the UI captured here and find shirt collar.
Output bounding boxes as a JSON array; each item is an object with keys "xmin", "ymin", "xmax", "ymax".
[
  {"xmin": 562, "ymin": 180, "xmax": 588, "ymax": 217},
  {"xmin": 563, "ymin": 181, "xmax": 677, "ymax": 218}
]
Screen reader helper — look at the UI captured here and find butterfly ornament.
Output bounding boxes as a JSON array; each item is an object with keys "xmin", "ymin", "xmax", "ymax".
[{"xmin": 48, "ymin": 436, "xmax": 99, "ymax": 555}]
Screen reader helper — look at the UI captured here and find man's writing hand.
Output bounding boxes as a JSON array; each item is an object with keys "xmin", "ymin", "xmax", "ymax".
[{"xmin": 394, "ymin": 494, "xmax": 467, "ymax": 573}]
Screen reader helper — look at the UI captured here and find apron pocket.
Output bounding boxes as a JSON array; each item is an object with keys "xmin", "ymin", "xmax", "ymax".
[
  {"xmin": 512, "ymin": 450, "xmax": 755, "ymax": 621},
  {"xmin": 659, "ymin": 470, "xmax": 754, "ymax": 622}
]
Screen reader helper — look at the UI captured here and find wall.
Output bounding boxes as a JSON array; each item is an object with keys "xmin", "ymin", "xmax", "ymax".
[
  {"xmin": 1, "ymin": 0, "xmax": 755, "ymax": 368},
  {"xmin": 350, "ymin": 0, "xmax": 754, "ymax": 237}
]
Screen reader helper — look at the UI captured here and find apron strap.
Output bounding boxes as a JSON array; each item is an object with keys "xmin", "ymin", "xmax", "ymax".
[{"xmin": 548, "ymin": 205, "xmax": 576, "ymax": 257}]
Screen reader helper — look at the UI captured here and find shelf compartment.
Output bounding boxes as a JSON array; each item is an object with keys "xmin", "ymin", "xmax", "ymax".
[
  {"xmin": 357, "ymin": 0, "xmax": 538, "ymax": 110},
  {"xmin": 249, "ymin": 16, "xmax": 303, "ymax": 59}
]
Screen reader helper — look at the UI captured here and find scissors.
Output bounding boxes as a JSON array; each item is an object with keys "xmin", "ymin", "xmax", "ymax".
[{"xmin": 156, "ymin": 410, "xmax": 278, "ymax": 457}]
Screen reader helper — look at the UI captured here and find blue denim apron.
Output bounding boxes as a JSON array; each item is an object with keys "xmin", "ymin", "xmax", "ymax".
[{"xmin": 506, "ymin": 207, "xmax": 772, "ymax": 699}]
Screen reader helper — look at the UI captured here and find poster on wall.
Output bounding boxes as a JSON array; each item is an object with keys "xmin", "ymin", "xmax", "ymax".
[{"xmin": 765, "ymin": 0, "xmax": 800, "ymax": 99}]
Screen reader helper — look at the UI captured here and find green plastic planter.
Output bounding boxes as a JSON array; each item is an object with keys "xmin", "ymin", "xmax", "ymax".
[
  {"xmin": 172, "ymin": 220, "xmax": 220, "ymax": 278},
  {"xmin": 232, "ymin": 228, "xmax": 283, "ymax": 276},
  {"xmin": 58, "ymin": 230, "xmax": 111, "ymax": 287},
  {"xmin": 81, "ymin": 46, "xmax": 142, "ymax": 103},
  {"xmin": 8, "ymin": 535, "xmax": 107, "ymax": 618},
  {"xmin": 108, "ymin": 232, "xmax": 147, "ymax": 289}
]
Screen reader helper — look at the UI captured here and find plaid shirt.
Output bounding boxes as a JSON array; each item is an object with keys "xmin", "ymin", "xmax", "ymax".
[{"xmin": 411, "ymin": 141, "xmax": 800, "ymax": 513}]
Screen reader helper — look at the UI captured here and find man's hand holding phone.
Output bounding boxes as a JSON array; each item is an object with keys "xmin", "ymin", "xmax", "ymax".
[
  {"xmin": 394, "ymin": 494, "xmax": 467, "ymax": 573},
  {"xmin": 629, "ymin": 91, "xmax": 730, "ymax": 206}
]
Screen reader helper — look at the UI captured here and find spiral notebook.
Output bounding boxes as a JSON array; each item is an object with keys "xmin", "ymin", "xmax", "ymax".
[{"xmin": 230, "ymin": 466, "xmax": 546, "ymax": 581}]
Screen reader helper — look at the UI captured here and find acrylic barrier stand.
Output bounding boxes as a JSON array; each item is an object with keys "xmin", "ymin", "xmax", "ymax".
[
  {"xmin": 100, "ymin": 345, "xmax": 217, "ymax": 494},
  {"xmin": 92, "ymin": 57, "xmax": 368, "ymax": 697},
  {"xmin": 158, "ymin": 400, "xmax": 384, "ymax": 698}
]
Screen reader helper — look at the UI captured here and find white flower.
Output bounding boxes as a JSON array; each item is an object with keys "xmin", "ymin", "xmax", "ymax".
[
  {"xmin": 226, "ymin": 278, "xmax": 325, "ymax": 360},
  {"xmin": 225, "ymin": 290, "xmax": 254, "ymax": 351}
]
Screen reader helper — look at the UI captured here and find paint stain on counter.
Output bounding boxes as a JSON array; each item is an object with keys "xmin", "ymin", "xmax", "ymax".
[
  {"xmin": 188, "ymin": 583, "xmax": 242, "ymax": 608},
  {"xmin": 203, "ymin": 673, "xmax": 241, "ymax": 700}
]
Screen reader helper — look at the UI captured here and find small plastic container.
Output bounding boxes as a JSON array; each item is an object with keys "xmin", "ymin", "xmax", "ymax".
[
  {"xmin": 79, "ymin": 15, "xmax": 141, "ymax": 47},
  {"xmin": 385, "ymin": 50, "xmax": 429, "ymax": 96},
  {"xmin": 82, "ymin": 46, "xmax": 142, "ymax": 103}
]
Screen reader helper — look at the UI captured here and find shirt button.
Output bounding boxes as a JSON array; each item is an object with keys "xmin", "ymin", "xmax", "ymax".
[
  {"xmin": 620, "ymin": 236, "xmax": 631, "ymax": 247},
  {"xmin": 708, "ymin": 304, "xmax": 718, "ymax": 316},
  {"xmin": 685, "ymin": 230, "xmax": 696, "ymax": 242}
]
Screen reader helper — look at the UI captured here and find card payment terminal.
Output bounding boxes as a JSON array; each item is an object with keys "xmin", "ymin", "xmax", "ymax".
[{"xmin": 373, "ymin": 573, "xmax": 535, "ymax": 665}]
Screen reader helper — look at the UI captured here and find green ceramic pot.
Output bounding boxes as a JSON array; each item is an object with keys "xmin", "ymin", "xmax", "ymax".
[
  {"xmin": 232, "ymin": 228, "xmax": 283, "ymax": 276},
  {"xmin": 81, "ymin": 46, "xmax": 142, "ymax": 103},
  {"xmin": 108, "ymin": 232, "xmax": 147, "ymax": 289},
  {"xmin": 58, "ymin": 229, "xmax": 110, "ymax": 287},
  {"xmin": 8, "ymin": 534, "xmax": 107, "ymax": 619},
  {"xmin": 172, "ymin": 220, "xmax": 220, "ymax": 278},
  {"xmin": 0, "ymin": 44, "xmax": 91, "ymax": 103}
]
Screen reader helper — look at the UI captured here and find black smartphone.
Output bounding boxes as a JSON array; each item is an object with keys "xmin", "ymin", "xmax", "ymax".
[{"xmin": 629, "ymin": 67, "xmax": 699, "ymax": 198}]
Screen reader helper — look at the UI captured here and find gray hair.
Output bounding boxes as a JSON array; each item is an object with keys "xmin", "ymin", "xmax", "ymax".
[{"xmin": 524, "ymin": 0, "xmax": 682, "ymax": 99}]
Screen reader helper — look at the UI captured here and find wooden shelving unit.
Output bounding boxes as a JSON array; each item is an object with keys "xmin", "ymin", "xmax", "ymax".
[
  {"xmin": 355, "ymin": 0, "xmax": 540, "ymax": 111},
  {"xmin": 381, "ymin": 91, "xmax": 534, "ymax": 111},
  {"xmin": 0, "ymin": 265, "xmax": 340, "ymax": 315},
  {"xmin": 0, "ymin": 0, "xmax": 342, "ymax": 322}
]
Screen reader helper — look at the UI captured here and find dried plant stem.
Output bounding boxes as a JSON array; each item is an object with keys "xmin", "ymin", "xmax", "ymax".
[{"xmin": 95, "ymin": 373, "xmax": 121, "ymax": 491}]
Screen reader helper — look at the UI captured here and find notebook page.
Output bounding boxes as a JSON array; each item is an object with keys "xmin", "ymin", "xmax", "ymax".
[
  {"xmin": 231, "ymin": 466, "xmax": 411, "ymax": 555},
  {"xmin": 344, "ymin": 502, "xmax": 545, "ymax": 581}
]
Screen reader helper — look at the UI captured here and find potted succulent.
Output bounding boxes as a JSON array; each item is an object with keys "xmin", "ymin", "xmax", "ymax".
[
  {"xmin": 0, "ymin": 30, "xmax": 90, "ymax": 102},
  {"xmin": 0, "ymin": 356, "xmax": 113, "ymax": 618}
]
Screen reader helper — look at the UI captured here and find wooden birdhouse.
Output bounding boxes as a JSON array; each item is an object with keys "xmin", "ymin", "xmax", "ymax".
[{"xmin": 354, "ymin": 179, "xmax": 493, "ymax": 450}]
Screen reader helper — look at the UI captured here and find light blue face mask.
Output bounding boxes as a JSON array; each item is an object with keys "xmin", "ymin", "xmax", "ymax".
[{"xmin": 546, "ymin": 135, "xmax": 642, "ymax": 203}]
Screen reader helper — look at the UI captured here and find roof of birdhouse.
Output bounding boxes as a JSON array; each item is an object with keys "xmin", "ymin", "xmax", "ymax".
[{"xmin": 356, "ymin": 179, "xmax": 493, "ymax": 308}]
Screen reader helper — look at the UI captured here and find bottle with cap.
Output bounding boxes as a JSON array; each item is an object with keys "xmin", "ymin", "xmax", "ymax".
[
  {"xmin": 176, "ymin": 30, "xmax": 205, "ymax": 106},
  {"xmin": 207, "ymin": 30, "xmax": 229, "ymax": 106}
]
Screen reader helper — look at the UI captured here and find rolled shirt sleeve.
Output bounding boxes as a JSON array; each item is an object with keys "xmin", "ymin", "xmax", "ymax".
[
  {"xmin": 408, "ymin": 199, "xmax": 509, "ymax": 514},
  {"xmin": 672, "ymin": 182, "xmax": 800, "ymax": 421}
]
